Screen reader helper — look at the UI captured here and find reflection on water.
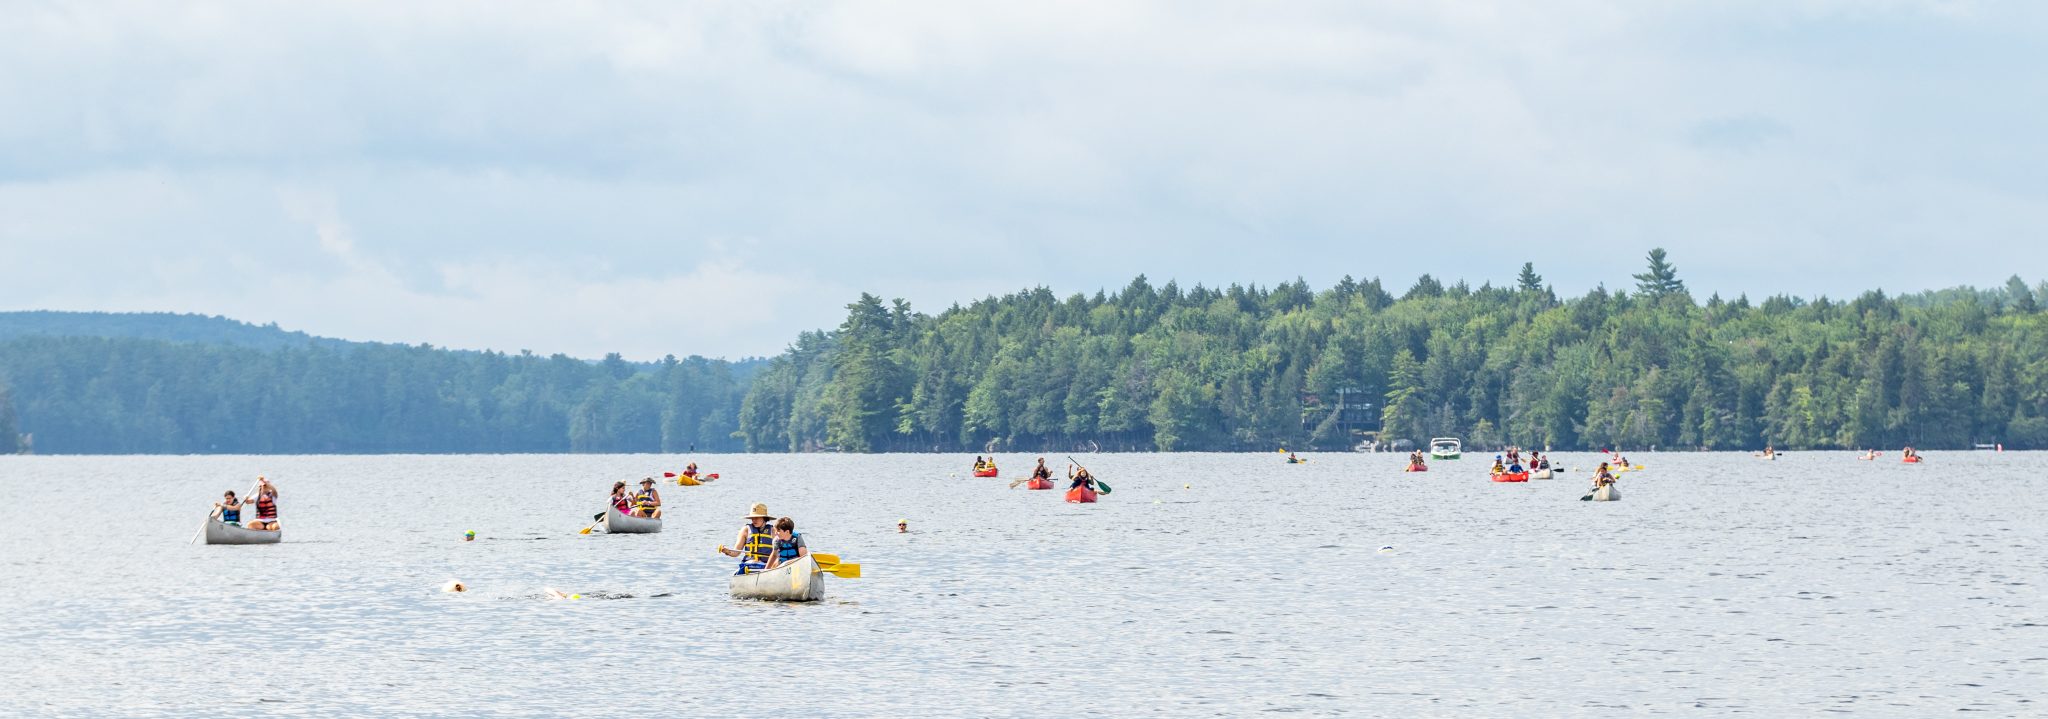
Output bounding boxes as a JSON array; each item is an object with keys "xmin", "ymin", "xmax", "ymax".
[{"xmin": 1, "ymin": 452, "xmax": 2042, "ymax": 716}]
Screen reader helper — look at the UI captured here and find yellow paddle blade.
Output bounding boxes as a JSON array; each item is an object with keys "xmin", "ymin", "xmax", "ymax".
[
  {"xmin": 818, "ymin": 562, "xmax": 861, "ymax": 578},
  {"xmin": 579, "ymin": 526, "xmax": 595, "ymax": 535},
  {"xmin": 811, "ymin": 553, "xmax": 840, "ymax": 565}
]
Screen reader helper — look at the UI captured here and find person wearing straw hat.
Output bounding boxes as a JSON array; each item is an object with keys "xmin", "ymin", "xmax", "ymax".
[
  {"xmin": 630, "ymin": 477, "xmax": 663, "ymax": 519},
  {"xmin": 718, "ymin": 503, "xmax": 779, "ymax": 575}
]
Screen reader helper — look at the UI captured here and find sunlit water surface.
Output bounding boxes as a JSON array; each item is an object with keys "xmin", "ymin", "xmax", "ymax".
[{"xmin": 1, "ymin": 452, "xmax": 2043, "ymax": 717}]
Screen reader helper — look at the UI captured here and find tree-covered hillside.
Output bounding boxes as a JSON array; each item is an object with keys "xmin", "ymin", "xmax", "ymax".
[
  {"xmin": 0, "ymin": 311, "xmax": 351, "ymax": 352},
  {"xmin": 0, "ymin": 337, "xmax": 752, "ymax": 454},
  {"xmin": 737, "ymin": 253, "xmax": 2048, "ymax": 452}
]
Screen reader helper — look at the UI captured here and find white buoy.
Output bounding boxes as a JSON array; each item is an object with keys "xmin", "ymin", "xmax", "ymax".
[{"xmin": 442, "ymin": 580, "xmax": 467, "ymax": 593}]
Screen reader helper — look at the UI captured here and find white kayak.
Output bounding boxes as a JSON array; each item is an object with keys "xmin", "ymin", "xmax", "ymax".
[
  {"xmin": 1530, "ymin": 467, "xmax": 1554, "ymax": 480},
  {"xmin": 602, "ymin": 506, "xmax": 662, "ymax": 534},
  {"xmin": 1590, "ymin": 484, "xmax": 1620, "ymax": 502},
  {"xmin": 204, "ymin": 519, "xmax": 281, "ymax": 545},
  {"xmin": 729, "ymin": 555, "xmax": 824, "ymax": 602}
]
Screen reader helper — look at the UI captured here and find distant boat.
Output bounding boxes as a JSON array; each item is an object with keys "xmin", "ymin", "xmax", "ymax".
[{"xmin": 1428, "ymin": 437, "xmax": 1462, "ymax": 460}]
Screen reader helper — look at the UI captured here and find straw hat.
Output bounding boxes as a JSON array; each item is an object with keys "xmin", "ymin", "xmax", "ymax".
[
  {"xmin": 640, "ymin": 477, "xmax": 656, "ymax": 485},
  {"xmin": 745, "ymin": 503, "xmax": 773, "ymax": 519}
]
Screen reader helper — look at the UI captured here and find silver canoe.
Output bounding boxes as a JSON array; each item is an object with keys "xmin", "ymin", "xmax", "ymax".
[
  {"xmin": 1530, "ymin": 468, "xmax": 1554, "ymax": 480},
  {"xmin": 602, "ymin": 506, "xmax": 663, "ymax": 534},
  {"xmin": 1590, "ymin": 484, "xmax": 1620, "ymax": 502},
  {"xmin": 729, "ymin": 555, "xmax": 823, "ymax": 602},
  {"xmin": 204, "ymin": 519, "xmax": 281, "ymax": 545}
]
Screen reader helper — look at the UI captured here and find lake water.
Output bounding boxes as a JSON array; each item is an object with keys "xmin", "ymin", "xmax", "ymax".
[{"xmin": 1, "ymin": 452, "xmax": 2042, "ymax": 717}]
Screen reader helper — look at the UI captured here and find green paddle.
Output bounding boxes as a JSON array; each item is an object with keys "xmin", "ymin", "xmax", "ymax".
[{"xmin": 1066, "ymin": 455, "xmax": 1110, "ymax": 494}]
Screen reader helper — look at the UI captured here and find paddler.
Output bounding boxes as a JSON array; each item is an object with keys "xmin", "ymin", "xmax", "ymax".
[
  {"xmin": 1591, "ymin": 462, "xmax": 1617, "ymax": 488},
  {"xmin": 763, "ymin": 517, "xmax": 810, "ymax": 570},
  {"xmin": 604, "ymin": 481, "xmax": 631, "ymax": 520},
  {"xmin": 247, "ymin": 477, "xmax": 281, "ymax": 531},
  {"xmin": 1067, "ymin": 464, "xmax": 1097, "ymax": 492},
  {"xmin": 973, "ymin": 455, "xmax": 988, "ymax": 472},
  {"xmin": 1490, "ymin": 455, "xmax": 1507, "ymax": 475},
  {"xmin": 213, "ymin": 490, "xmax": 244, "ymax": 526},
  {"xmin": 630, "ymin": 478, "xmax": 663, "ymax": 519},
  {"xmin": 1406, "ymin": 450, "xmax": 1427, "ymax": 471},
  {"xmin": 1031, "ymin": 458, "xmax": 1053, "ymax": 484},
  {"xmin": 682, "ymin": 462, "xmax": 701, "ymax": 479},
  {"xmin": 1286, "ymin": 451, "xmax": 1300, "ymax": 463},
  {"xmin": 719, "ymin": 503, "xmax": 778, "ymax": 575}
]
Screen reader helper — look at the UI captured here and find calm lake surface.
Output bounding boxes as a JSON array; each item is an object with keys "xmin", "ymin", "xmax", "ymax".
[{"xmin": 1, "ymin": 452, "xmax": 2042, "ymax": 717}]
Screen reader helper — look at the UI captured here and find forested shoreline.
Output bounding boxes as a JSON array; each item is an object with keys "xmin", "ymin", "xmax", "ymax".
[
  {"xmin": 736, "ymin": 252, "xmax": 2048, "ymax": 453},
  {"xmin": 4, "ymin": 252, "xmax": 2047, "ymax": 454},
  {"xmin": 0, "ymin": 338, "xmax": 751, "ymax": 454}
]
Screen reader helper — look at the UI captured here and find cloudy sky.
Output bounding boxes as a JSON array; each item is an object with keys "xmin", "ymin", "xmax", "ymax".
[{"xmin": 2, "ymin": 1, "xmax": 2043, "ymax": 358}]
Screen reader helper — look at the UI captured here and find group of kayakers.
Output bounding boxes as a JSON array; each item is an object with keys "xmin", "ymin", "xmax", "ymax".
[
  {"xmin": 210, "ymin": 476, "xmax": 281, "ymax": 531},
  {"xmin": 718, "ymin": 503, "xmax": 809, "ymax": 575},
  {"xmin": 1487, "ymin": 448, "xmax": 1550, "ymax": 475}
]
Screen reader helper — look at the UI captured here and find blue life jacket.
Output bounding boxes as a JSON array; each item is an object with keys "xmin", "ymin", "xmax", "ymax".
[
  {"xmin": 775, "ymin": 533, "xmax": 804, "ymax": 561},
  {"xmin": 221, "ymin": 505, "xmax": 240, "ymax": 523}
]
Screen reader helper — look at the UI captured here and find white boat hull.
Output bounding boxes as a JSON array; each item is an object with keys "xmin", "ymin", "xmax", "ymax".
[
  {"xmin": 1530, "ymin": 468, "xmax": 1554, "ymax": 480},
  {"xmin": 204, "ymin": 519, "xmax": 281, "ymax": 545},
  {"xmin": 603, "ymin": 506, "xmax": 663, "ymax": 534},
  {"xmin": 729, "ymin": 555, "xmax": 823, "ymax": 602},
  {"xmin": 1591, "ymin": 485, "xmax": 1620, "ymax": 502}
]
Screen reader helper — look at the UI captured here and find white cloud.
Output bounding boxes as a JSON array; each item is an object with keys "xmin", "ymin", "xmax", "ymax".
[{"xmin": 2, "ymin": 1, "xmax": 2046, "ymax": 355}]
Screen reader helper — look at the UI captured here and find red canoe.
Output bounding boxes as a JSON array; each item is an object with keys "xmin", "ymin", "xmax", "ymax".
[
  {"xmin": 1026, "ymin": 478, "xmax": 1055, "ymax": 490},
  {"xmin": 1065, "ymin": 486, "xmax": 1098, "ymax": 503},
  {"xmin": 972, "ymin": 468, "xmax": 999, "ymax": 477},
  {"xmin": 1902, "ymin": 456, "xmax": 1922, "ymax": 464},
  {"xmin": 1404, "ymin": 465, "xmax": 1428, "ymax": 473},
  {"xmin": 1490, "ymin": 472, "xmax": 1529, "ymax": 483}
]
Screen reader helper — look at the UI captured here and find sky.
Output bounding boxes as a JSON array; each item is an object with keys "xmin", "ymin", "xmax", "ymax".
[{"xmin": 2, "ymin": 1, "xmax": 2044, "ymax": 359}]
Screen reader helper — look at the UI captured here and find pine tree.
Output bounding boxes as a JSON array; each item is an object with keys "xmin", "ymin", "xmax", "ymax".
[
  {"xmin": 1632, "ymin": 247, "xmax": 1685, "ymax": 297},
  {"xmin": 1516, "ymin": 262, "xmax": 1544, "ymax": 292}
]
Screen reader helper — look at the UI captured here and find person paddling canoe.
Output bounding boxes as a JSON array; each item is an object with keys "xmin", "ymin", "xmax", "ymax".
[
  {"xmin": 213, "ymin": 490, "xmax": 244, "ymax": 526},
  {"xmin": 610, "ymin": 481, "xmax": 632, "ymax": 513},
  {"xmin": 1406, "ymin": 450, "xmax": 1428, "ymax": 472},
  {"xmin": 763, "ymin": 517, "xmax": 810, "ymax": 570},
  {"xmin": 1032, "ymin": 458, "xmax": 1053, "ymax": 483},
  {"xmin": 1591, "ymin": 463, "xmax": 1617, "ymax": 489},
  {"xmin": 631, "ymin": 478, "xmax": 663, "ymax": 519},
  {"xmin": 719, "ymin": 503, "xmax": 778, "ymax": 575},
  {"xmin": 247, "ymin": 477, "xmax": 280, "ymax": 531},
  {"xmin": 1067, "ymin": 464, "xmax": 1096, "ymax": 492}
]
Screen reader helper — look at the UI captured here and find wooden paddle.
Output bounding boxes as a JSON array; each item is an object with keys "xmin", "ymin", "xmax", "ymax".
[{"xmin": 1066, "ymin": 455, "xmax": 1110, "ymax": 494}]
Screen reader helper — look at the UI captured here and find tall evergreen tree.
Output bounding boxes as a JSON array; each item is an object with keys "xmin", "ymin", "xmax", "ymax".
[
  {"xmin": 1516, "ymin": 262, "xmax": 1544, "ymax": 292},
  {"xmin": 1632, "ymin": 247, "xmax": 1685, "ymax": 297}
]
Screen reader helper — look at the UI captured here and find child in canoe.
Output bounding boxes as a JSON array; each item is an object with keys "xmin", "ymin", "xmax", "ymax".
[
  {"xmin": 213, "ymin": 490, "xmax": 244, "ymax": 526},
  {"xmin": 764, "ymin": 517, "xmax": 810, "ymax": 570}
]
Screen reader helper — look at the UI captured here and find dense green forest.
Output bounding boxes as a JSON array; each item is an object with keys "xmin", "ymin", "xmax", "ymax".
[
  {"xmin": 737, "ymin": 252, "xmax": 2048, "ymax": 452},
  {"xmin": 5, "ymin": 253, "xmax": 2046, "ymax": 454},
  {"xmin": 0, "ymin": 337, "xmax": 753, "ymax": 454}
]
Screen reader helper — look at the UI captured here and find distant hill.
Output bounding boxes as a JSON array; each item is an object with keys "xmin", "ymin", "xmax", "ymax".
[
  {"xmin": 0, "ymin": 311, "xmax": 768, "ymax": 454},
  {"xmin": 0, "ymin": 311, "xmax": 355, "ymax": 352}
]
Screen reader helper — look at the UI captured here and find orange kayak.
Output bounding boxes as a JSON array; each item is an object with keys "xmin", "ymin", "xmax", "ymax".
[
  {"xmin": 1405, "ymin": 465, "xmax": 1428, "ymax": 473},
  {"xmin": 1065, "ymin": 486, "xmax": 1098, "ymax": 503},
  {"xmin": 1026, "ymin": 478, "xmax": 1054, "ymax": 490},
  {"xmin": 1902, "ymin": 456, "xmax": 1922, "ymax": 464},
  {"xmin": 972, "ymin": 468, "xmax": 999, "ymax": 477},
  {"xmin": 1490, "ymin": 472, "xmax": 1529, "ymax": 483}
]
